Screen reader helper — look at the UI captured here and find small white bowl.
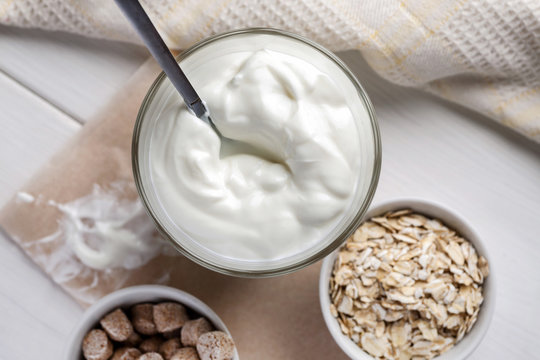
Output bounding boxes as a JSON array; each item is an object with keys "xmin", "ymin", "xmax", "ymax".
[
  {"xmin": 319, "ymin": 198, "xmax": 495, "ymax": 360},
  {"xmin": 63, "ymin": 285, "xmax": 240, "ymax": 359}
]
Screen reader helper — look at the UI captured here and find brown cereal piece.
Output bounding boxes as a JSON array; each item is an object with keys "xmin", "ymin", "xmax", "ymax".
[
  {"xmin": 153, "ymin": 302, "xmax": 189, "ymax": 333},
  {"xmin": 111, "ymin": 347, "xmax": 142, "ymax": 360},
  {"xmin": 82, "ymin": 329, "xmax": 113, "ymax": 360},
  {"xmin": 131, "ymin": 304, "xmax": 158, "ymax": 335},
  {"xmin": 159, "ymin": 338, "xmax": 182, "ymax": 360},
  {"xmin": 163, "ymin": 328, "xmax": 181, "ymax": 340},
  {"xmin": 171, "ymin": 348, "xmax": 200, "ymax": 360},
  {"xmin": 125, "ymin": 331, "xmax": 143, "ymax": 347},
  {"xmin": 181, "ymin": 318, "xmax": 213, "ymax": 347},
  {"xmin": 196, "ymin": 331, "xmax": 235, "ymax": 360},
  {"xmin": 139, "ymin": 336, "xmax": 164, "ymax": 353},
  {"xmin": 100, "ymin": 308, "xmax": 134, "ymax": 342},
  {"xmin": 138, "ymin": 353, "xmax": 164, "ymax": 360}
]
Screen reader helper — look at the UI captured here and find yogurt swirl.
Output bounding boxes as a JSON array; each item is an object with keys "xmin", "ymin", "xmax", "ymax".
[{"xmin": 149, "ymin": 40, "xmax": 363, "ymax": 261}]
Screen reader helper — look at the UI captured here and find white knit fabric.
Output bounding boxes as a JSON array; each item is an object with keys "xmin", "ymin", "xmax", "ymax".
[{"xmin": 2, "ymin": 0, "xmax": 540, "ymax": 141}]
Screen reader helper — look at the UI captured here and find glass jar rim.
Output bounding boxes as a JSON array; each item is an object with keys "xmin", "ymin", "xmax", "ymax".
[{"xmin": 132, "ymin": 27, "xmax": 382, "ymax": 277}]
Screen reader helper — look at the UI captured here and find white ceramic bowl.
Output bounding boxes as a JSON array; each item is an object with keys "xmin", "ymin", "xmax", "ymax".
[
  {"xmin": 63, "ymin": 285, "xmax": 240, "ymax": 359},
  {"xmin": 319, "ymin": 198, "xmax": 495, "ymax": 360}
]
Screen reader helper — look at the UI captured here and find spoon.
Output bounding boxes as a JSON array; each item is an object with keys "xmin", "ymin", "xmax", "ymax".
[{"xmin": 114, "ymin": 0, "xmax": 281, "ymax": 163}]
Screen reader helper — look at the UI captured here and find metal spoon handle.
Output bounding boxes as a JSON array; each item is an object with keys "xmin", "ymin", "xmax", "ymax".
[{"xmin": 114, "ymin": 0, "xmax": 207, "ymax": 118}]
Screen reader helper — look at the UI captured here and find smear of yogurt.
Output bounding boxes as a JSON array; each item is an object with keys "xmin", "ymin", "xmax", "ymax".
[
  {"xmin": 16, "ymin": 191, "xmax": 35, "ymax": 203},
  {"xmin": 42, "ymin": 183, "xmax": 173, "ymax": 270}
]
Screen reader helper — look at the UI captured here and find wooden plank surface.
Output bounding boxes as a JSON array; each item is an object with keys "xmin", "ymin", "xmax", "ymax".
[
  {"xmin": 0, "ymin": 25, "xmax": 148, "ymax": 123},
  {"xmin": 0, "ymin": 74, "xmax": 82, "ymax": 359},
  {"xmin": 0, "ymin": 229, "xmax": 82, "ymax": 359},
  {"xmin": 0, "ymin": 31, "xmax": 539, "ymax": 359},
  {"xmin": 0, "ymin": 71, "xmax": 80, "ymax": 207}
]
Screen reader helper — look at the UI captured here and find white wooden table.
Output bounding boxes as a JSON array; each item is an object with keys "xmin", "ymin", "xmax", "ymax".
[{"xmin": 0, "ymin": 25, "xmax": 539, "ymax": 359}]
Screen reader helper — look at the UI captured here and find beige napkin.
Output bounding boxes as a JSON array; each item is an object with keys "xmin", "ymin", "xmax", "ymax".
[
  {"xmin": 0, "ymin": 58, "xmax": 347, "ymax": 359},
  {"xmin": 2, "ymin": 0, "xmax": 540, "ymax": 142}
]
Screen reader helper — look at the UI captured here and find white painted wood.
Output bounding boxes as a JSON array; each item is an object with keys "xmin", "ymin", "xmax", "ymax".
[
  {"xmin": 0, "ymin": 25, "xmax": 148, "ymax": 122},
  {"xmin": 0, "ymin": 71, "xmax": 80, "ymax": 207},
  {"xmin": 0, "ymin": 34, "xmax": 539, "ymax": 359},
  {"xmin": 0, "ymin": 230, "xmax": 82, "ymax": 359}
]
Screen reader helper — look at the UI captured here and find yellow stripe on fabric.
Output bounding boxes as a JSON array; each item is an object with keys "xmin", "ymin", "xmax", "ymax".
[
  {"xmin": 158, "ymin": 0, "xmax": 186, "ymax": 27},
  {"xmin": 356, "ymin": 0, "xmax": 441, "ymax": 75},
  {"xmin": 328, "ymin": 0, "xmax": 393, "ymax": 58},
  {"xmin": 0, "ymin": 0, "xmax": 15, "ymax": 18},
  {"xmin": 495, "ymin": 87, "xmax": 540, "ymax": 115},
  {"xmin": 390, "ymin": 0, "xmax": 438, "ymax": 61},
  {"xmin": 157, "ymin": 0, "xmax": 204, "ymax": 47},
  {"xmin": 329, "ymin": 0, "xmax": 420, "ymax": 82},
  {"xmin": 359, "ymin": 7, "xmax": 402, "ymax": 49},
  {"xmin": 526, "ymin": 127, "xmax": 540, "ymax": 137},
  {"xmin": 193, "ymin": 0, "xmax": 235, "ymax": 43},
  {"xmin": 369, "ymin": 0, "xmax": 470, "ymax": 88},
  {"xmin": 508, "ymin": 101, "xmax": 540, "ymax": 128},
  {"xmin": 393, "ymin": 0, "xmax": 468, "ymax": 67},
  {"xmin": 173, "ymin": 0, "xmax": 213, "ymax": 43},
  {"xmin": 359, "ymin": 0, "xmax": 467, "ymax": 87},
  {"xmin": 427, "ymin": 80, "xmax": 452, "ymax": 99},
  {"xmin": 66, "ymin": 0, "xmax": 112, "ymax": 38},
  {"xmin": 330, "ymin": 0, "xmax": 458, "ymax": 84},
  {"xmin": 421, "ymin": 0, "xmax": 503, "ymax": 111},
  {"xmin": 431, "ymin": 36, "xmax": 503, "ymax": 114}
]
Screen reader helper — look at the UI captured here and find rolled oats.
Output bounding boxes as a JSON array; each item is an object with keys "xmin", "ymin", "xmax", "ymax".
[{"xmin": 329, "ymin": 209, "xmax": 489, "ymax": 359}]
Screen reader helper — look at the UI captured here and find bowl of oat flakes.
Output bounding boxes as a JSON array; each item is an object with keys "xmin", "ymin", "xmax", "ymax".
[{"xmin": 319, "ymin": 199, "xmax": 495, "ymax": 360}]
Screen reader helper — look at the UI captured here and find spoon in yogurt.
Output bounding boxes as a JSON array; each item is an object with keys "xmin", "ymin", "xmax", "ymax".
[{"xmin": 114, "ymin": 0, "xmax": 283, "ymax": 163}]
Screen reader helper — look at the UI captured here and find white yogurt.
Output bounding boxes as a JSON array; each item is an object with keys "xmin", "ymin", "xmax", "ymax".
[
  {"xmin": 139, "ymin": 32, "xmax": 378, "ymax": 267},
  {"xmin": 45, "ymin": 183, "xmax": 173, "ymax": 270}
]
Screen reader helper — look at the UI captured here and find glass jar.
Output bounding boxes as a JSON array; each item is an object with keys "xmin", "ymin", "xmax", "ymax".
[{"xmin": 132, "ymin": 28, "xmax": 381, "ymax": 277}]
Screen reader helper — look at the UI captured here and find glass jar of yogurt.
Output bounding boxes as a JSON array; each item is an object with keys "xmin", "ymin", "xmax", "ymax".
[{"xmin": 133, "ymin": 28, "xmax": 381, "ymax": 276}]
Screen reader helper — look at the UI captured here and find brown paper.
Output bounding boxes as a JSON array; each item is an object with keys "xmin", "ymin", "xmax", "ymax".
[{"xmin": 0, "ymin": 58, "xmax": 348, "ymax": 359}]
